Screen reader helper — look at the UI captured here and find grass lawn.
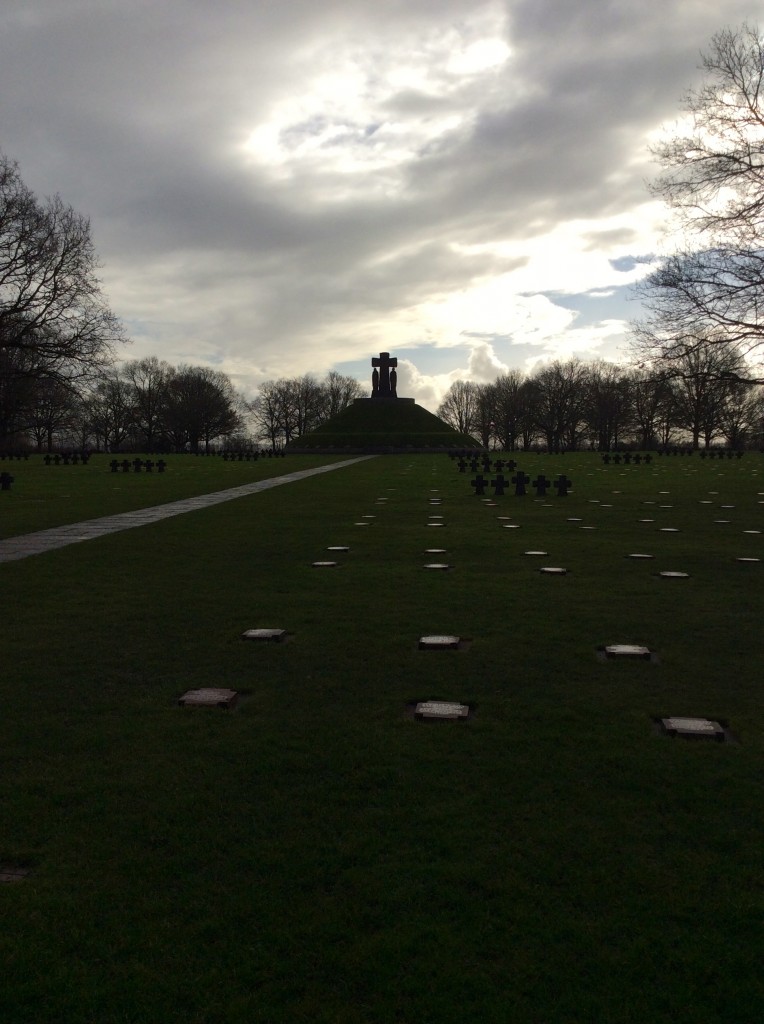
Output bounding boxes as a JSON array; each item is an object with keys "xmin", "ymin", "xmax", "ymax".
[{"xmin": 1, "ymin": 452, "xmax": 763, "ymax": 1023}]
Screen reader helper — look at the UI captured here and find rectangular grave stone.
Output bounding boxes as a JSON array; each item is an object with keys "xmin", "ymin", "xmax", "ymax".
[
  {"xmin": 415, "ymin": 700, "xmax": 470, "ymax": 719},
  {"xmin": 179, "ymin": 688, "xmax": 238, "ymax": 708}
]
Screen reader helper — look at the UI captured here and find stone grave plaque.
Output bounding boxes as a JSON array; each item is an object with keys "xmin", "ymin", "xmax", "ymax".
[
  {"xmin": 539, "ymin": 567, "xmax": 567, "ymax": 575},
  {"xmin": 327, "ymin": 546, "xmax": 349, "ymax": 551},
  {"xmin": 736, "ymin": 557, "xmax": 760, "ymax": 562},
  {"xmin": 424, "ymin": 548, "xmax": 447, "ymax": 553},
  {"xmin": 354, "ymin": 522, "xmax": 370, "ymax": 526},
  {"xmin": 627, "ymin": 553, "xmax": 654, "ymax": 559},
  {"xmin": 312, "ymin": 561, "xmax": 338, "ymax": 567},
  {"xmin": 241, "ymin": 628, "xmax": 287, "ymax": 641},
  {"xmin": 418, "ymin": 635, "xmax": 461, "ymax": 650},
  {"xmin": 658, "ymin": 571, "xmax": 690, "ymax": 578},
  {"xmin": 503, "ymin": 523, "xmax": 521, "ymax": 529},
  {"xmin": 496, "ymin": 515, "xmax": 512, "ymax": 520},
  {"xmin": 580, "ymin": 526, "xmax": 597, "ymax": 530},
  {"xmin": 428, "ymin": 514, "xmax": 444, "ymax": 519},
  {"xmin": 524, "ymin": 550, "xmax": 548, "ymax": 556},
  {"xmin": 639, "ymin": 518, "xmax": 655, "ymax": 523},
  {"xmin": 567, "ymin": 517, "xmax": 582, "ymax": 522},
  {"xmin": 415, "ymin": 701, "xmax": 469, "ymax": 719},
  {"xmin": 661, "ymin": 717, "xmax": 724, "ymax": 738},
  {"xmin": 659, "ymin": 527, "xmax": 679, "ymax": 532},
  {"xmin": 179, "ymin": 688, "xmax": 238, "ymax": 708},
  {"xmin": 424, "ymin": 563, "xmax": 451, "ymax": 570},
  {"xmin": 743, "ymin": 530, "xmax": 761, "ymax": 534},
  {"xmin": 714, "ymin": 520, "xmax": 730, "ymax": 524},
  {"xmin": 362, "ymin": 515, "xmax": 376, "ymax": 519},
  {"xmin": 604, "ymin": 644, "xmax": 651, "ymax": 660},
  {"xmin": 427, "ymin": 522, "xmax": 445, "ymax": 527}
]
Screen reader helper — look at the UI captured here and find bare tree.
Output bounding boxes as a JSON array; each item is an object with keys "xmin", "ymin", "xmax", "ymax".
[
  {"xmin": 321, "ymin": 371, "xmax": 364, "ymax": 420},
  {"xmin": 636, "ymin": 24, "xmax": 764, "ymax": 366},
  {"xmin": 582, "ymin": 362, "xmax": 634, "ymax": 450},
  {"xmin": 628, "ymin": 369, "xmax": 679, "ymax": 449},
  {"xmin": 665, "ymin": 339, "xmax": 749, "ymax": 447},
  {"xmin": 163, "ymin": 366, "xmax": 242, "ymax": 453},
  {"xmin": 437, "ymin": 380, "xmax": 478, "ymax": 436},
  {"xmin": 0, "ymin": 154, "xmax": 124, "ymax": 383},
  {"xmin": 122, "ymin": 356, "xmax": 174, "ymax": 450},
  {"xmin": 530, "ymin": 359, "xmax": 589, "ymax": 450}
]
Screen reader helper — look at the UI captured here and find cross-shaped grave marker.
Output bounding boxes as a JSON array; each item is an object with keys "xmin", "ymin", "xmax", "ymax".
[
  {"xmin": 491, "ymin": 474, "xmax": 509, "ymax": 496},
  {"xmin": 471, "ymin": 474, "xmax": 488, "ymax": 496},
  {"xmin": 532, "ymin": 474, "xmax": 550, "ymax": 497},
  {"xmin": 553, "ymin": 474, "xmax": 572, "ymax": 497},
  {"xmin": 512, "ymin": 470, "xmax": 530, "ymax": 496}
]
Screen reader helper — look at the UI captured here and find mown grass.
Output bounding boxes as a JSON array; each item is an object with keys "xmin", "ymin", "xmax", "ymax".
[
  {"xmin": 1, "ymin": 453, "xmax": 763, "ymax": 1023},
  {"xmin": 0, "ymin": 453, "xmax": 345, "ymax": 539}
]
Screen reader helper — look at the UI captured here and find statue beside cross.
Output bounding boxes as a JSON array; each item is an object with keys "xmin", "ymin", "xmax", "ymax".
[{"xmin": 371, "ymin": 352, "xmax": 398, "ymax": 398}]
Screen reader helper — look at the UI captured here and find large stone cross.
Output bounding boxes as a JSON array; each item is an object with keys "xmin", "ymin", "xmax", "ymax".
[{"xmin": 371, "ymin": 352, "xmax": 398, "ymax": 398}]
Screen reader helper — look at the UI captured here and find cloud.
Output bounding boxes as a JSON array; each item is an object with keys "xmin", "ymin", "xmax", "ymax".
[{"xmin": 0, "ymin": 0, "xmax": 756, "ymax": 411}]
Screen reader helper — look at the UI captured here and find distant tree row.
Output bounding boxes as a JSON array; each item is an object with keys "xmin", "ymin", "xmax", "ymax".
[
  {"xmin": 249, "ymin": 372, "xmax": 365, "ymax": 449},
  {"xmin": 437, "ymin": 346, "xmax": 764, "ymax": 451},
  {"xmin": 2, "ymin": 356, "xmax": 370, "ymax": 453},
  {"xmin": 3, "ymin": 357, "xmax": 244, "ymax": 453}
]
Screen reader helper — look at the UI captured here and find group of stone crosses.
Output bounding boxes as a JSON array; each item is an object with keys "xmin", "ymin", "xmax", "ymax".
[
  {"xmin": 453, "ymin": 455, "xmax": 572, "ymax": 498},
  {"xmin": 109, "ymin": 458, "xmax": 166, "ymax": 474}
]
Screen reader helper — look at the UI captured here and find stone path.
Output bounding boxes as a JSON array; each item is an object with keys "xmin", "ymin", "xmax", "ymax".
[{"xmin": 0, "ymin": 457, "xmax": 374, "ymax": 564}]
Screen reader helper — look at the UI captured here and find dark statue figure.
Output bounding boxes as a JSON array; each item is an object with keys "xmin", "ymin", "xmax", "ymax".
[{"xmin": 371, "ymin": 352, "xmax": 398, "ymax": 398}]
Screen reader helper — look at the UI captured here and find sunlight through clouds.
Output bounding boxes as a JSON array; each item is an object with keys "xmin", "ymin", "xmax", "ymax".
[{"xmin": 0, "ymin": 0, "xmax": 755, "ymax": 409}]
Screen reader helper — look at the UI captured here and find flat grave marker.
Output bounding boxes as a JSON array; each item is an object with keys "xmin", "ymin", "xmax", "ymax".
[
  {"xmin": 659, "ymin": 717, "xmax": 727, "ymax": 740},
  {"xmin": 418, "ymin": 635, "xmax": 462, "ymax": 650},
  {"xmin": 414, "ymin": 700, "xmax": 470, "ymax": 720},
  {"xmin": 241, "ymin": 628, "xmax": 287, "ymax": 642},
  {"xmin": 600, "ymin": 644, "xmax": 652, "ymax": 660},
  {"xmin": 179, "ymin": 688, "xmax": 239, "ymax": 708}
]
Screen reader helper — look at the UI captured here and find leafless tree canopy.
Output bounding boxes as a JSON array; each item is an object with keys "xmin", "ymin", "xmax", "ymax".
[
  {"xmin": 636, "ymin": 24, "xmax": 764, "ymax": 371},
  {"xmin": 0, "ymin": 154, "xmax": 123, "ymax": 383}
]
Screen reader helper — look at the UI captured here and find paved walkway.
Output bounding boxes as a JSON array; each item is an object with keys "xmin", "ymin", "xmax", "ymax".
[{"xmin": 0, "ymin": 457, "xmax": 374, "ymax": 564}]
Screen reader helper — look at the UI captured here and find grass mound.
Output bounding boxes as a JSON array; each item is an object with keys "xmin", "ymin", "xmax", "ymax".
[{"xmin": 289, "ymin": 398, "xmax": 479, "ymax": 449}]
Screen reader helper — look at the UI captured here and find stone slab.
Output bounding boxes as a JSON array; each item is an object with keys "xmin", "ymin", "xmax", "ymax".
[
  {"xmin": 415, "ymin": 701, "xmax": 470, "ymax": 719},
  {"xmin": 661, "ymin": 717, "xmax": 725, "ymax": 738},
  {"xmin": 179, "ymin": 688, "xmax": 238, "ymax": 708},
  {"xmin": 603, "ymin": 644, "xmax": 651, "ymax": 660},
  {"xmin": 418, "ymin": 635, "xmax": 461, "ymax": 650},
  {"xmin": 241, "ymin": 628, "xmax": 287, "ymax": 641}
]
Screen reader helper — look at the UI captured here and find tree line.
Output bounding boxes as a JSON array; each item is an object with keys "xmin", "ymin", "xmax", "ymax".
[
  {"xmin": 2, "ymin": 354, "xmax": 367, "ymax": 453},
  {"xmin": 437, "ymin": 347, "xmax": 764, "ymax": 451}
]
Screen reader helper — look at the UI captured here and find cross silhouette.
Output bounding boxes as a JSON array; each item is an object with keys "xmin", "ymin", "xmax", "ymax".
[
  {"xmin": 554, "ymin": 474, "xmax": 572, "ymax": 497},
  {"xmin": 531, "ymin": 474, "xmax": 550, "ymax": 497},
  {"xmin": 491, "ymin": 474, "xmax": 508, "ymax": 495},
  {"xmin": 512, "ymin": 471, "xmax": 530, "ymax": 496},
  {"xmin": 371, "ymin": 351, "xmax": 397, "ymax": 396},
  {"xmin": 471, "ymin": 474, "xmax": 488, "ymax": 495}
]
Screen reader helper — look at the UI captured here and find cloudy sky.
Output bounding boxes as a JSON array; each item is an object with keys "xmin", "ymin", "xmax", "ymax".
[{"xmin": 1, "ymin": 0, "xmax": 758, "ymax": 410}]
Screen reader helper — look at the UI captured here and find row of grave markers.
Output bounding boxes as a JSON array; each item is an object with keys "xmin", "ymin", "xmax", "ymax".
[
  {"xmin": 471, "ymin": 472, "xmax": 572, "ymax": 497},
  {"xmin": 178, "ymin": 481, "xmax": 750, "ymax": 741}
]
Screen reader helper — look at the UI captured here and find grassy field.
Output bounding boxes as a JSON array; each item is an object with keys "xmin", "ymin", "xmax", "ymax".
[{"xmin": 1, "ymin": 452, "xmax": 762, "ymax": 1023}]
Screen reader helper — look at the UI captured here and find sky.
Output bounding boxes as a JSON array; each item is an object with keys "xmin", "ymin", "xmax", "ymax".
[{"xmin": 0, "ymin": 0, "xmax": 759, "ymax": 411}]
